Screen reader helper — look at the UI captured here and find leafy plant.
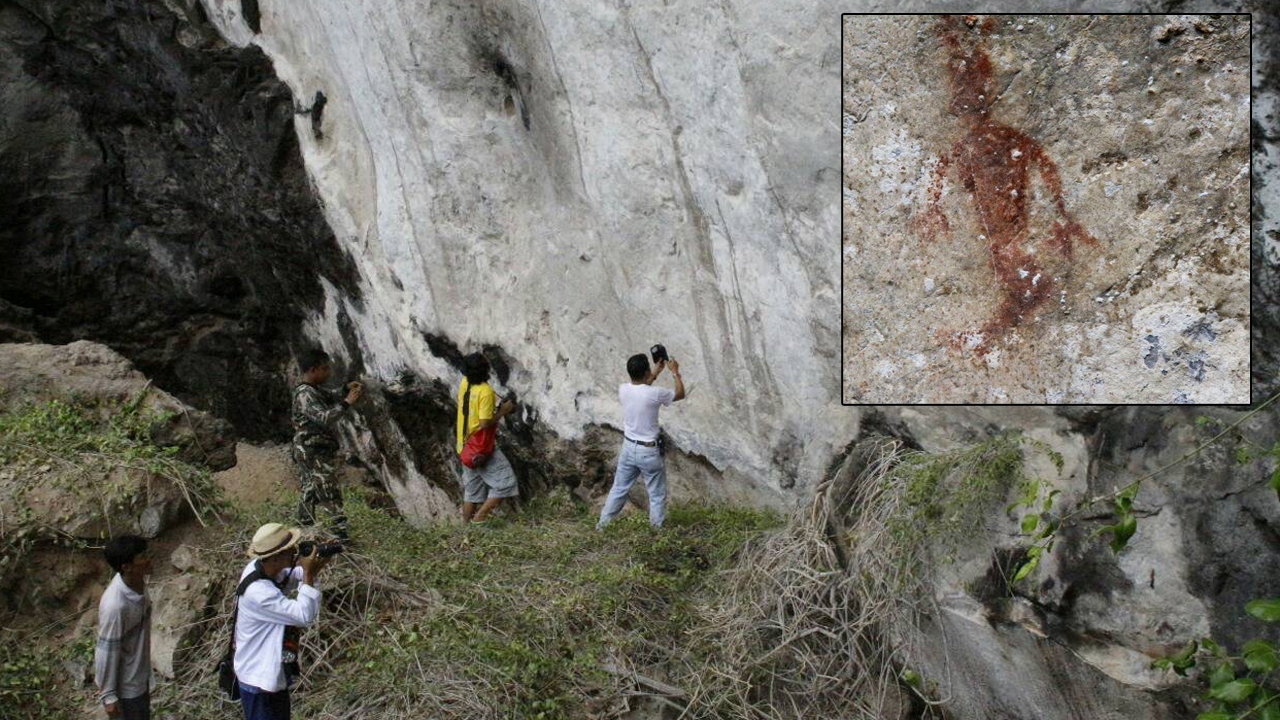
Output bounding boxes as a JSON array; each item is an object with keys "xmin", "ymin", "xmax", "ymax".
[{"xmin": 1150, "ymin": 604, "xmax": 1280, "ymax": 720}]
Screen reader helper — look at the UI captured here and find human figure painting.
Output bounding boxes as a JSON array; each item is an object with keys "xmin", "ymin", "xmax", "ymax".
[{"xmin": 912, "ymin": 15, "xmax": 1100, "ymax": 356}]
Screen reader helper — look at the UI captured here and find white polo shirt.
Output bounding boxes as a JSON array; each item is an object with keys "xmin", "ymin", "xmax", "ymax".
[{"xmin": 233, "ymin": 561, "xmax": 320, "ymax": 692}]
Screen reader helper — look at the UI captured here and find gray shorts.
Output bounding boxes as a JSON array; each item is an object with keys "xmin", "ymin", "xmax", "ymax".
[{"xmin": 461, "ymin": 447, "xmax": 519, "ymax": 503}]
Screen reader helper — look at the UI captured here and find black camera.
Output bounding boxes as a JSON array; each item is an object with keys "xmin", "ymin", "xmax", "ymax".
[
  {"xmin": 650, "ymin": 344, "xmax": 671, "ymax": 364},
  {"xmin": 298, "ymin": 540, "xmax": 344, "ymax": 558}
]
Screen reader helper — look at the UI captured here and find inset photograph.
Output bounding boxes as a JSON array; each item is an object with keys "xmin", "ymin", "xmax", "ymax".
[{"xmin": 842, "ymin": 14, "xmax": 1250, "ymax": 404}]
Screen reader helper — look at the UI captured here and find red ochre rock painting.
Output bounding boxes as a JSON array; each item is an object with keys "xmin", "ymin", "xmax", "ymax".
[{"xmin": 913, "ymin": 15, "xmax": 1100, "ymax": 356}]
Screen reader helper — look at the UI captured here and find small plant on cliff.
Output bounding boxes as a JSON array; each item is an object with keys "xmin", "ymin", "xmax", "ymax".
[
  {"xmin": 1151, "ymin": 600, "xmax": 1280, "ymax": 720},
  {"xmin": 1006, "ymin": 392, "xmax": 1280, "ymax": 586},
  {"xmin": 890, "ymin": 430, "xmax": 1063, "ymax": 569}
]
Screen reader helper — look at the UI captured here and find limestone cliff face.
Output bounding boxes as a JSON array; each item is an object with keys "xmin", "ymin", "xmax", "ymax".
[
  {"xmin": 196, "ymin": 0, "xmax": 849, "ymax": 499},
  {"xmin": 2, "ymin": 1, "xmax": 1280, "ymax": 719}
]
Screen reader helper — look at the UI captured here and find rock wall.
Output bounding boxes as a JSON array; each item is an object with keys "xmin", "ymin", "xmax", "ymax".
[
  {"xmin": 881, "ymin": 403, "xmax": 1280, "ymax": 720},
  {"xmin": 3, "ymin": 0, "xmax": 1278, "ymax": 499},
  {"xmin": 195, "ymin": 0, "xmax": 849, "ymax": 499},
  {"xmin": 0, "ymin": 0, "xmax": 361, "ymax": 439}
]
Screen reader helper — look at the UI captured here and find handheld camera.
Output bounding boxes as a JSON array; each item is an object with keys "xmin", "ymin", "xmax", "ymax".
[{"xmin": 298, "ymin": 540, "xmax": 345, "ymax": 558}]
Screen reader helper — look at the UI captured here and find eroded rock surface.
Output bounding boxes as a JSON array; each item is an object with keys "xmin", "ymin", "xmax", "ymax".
[
  {"xmin": 0, "ymin": 0, "xmax": 360, "ymax": 439},
  {"xmin": 844, "ymin": 15, "xmax": 1251, "ymax": 403},
  {"xmin": 879, "ymin": 403, "xmax": 1280, "ymax": 720}
]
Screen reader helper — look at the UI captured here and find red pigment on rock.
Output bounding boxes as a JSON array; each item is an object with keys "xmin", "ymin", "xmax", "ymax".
[{"xmin": 915, "ymin": 16, "xmax": 1099, "ymax": 355}]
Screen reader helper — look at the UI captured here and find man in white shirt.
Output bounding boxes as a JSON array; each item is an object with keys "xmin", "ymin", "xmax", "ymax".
[
  {"xmin": 233, "ymin": 523, "xmax": 330, "ymax": 720},
  {"xmin": 597, "ymin": 353, "xmax": 685, "ymax": 530},
  {"xmin": 94, "ymin": 535, "xmax": 153, "ymax": 719}
]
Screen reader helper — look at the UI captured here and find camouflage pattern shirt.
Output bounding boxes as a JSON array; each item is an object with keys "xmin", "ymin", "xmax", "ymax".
[{"xmin": 291, "ymin": 383, "xmax": 348, "ymax": 453}]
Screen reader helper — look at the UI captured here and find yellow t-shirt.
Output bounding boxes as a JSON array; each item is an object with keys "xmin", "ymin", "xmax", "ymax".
[{"xmin": 456, "ymin": 379, "xmax": 496, "ymax": 454}]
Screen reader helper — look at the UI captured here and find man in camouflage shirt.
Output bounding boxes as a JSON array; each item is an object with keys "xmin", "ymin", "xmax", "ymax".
[{"xmin": 291, "ymin": 349, "xmax": 362, "ymax": 540}]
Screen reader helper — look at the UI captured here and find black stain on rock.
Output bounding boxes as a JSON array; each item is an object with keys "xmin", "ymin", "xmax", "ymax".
[
  {"xmin": 1143, "ymin": 335, "xmax": 1162, "ymax": 369},
  {"xmin": 297, "ymin": 90, "xmax": 326, "ymax": 140},
  {"xmin": 0, "ymin": 0, "xmax": 361, "ymax": 440},
  {"xmin": 242, "ymin": 0, "xmax": 261, "ymax": 34},
  {"xmin": 421, "ymin": 332, "xmax": 466, "ymax": 370},
  {"xmin": 1182, "ymin": 318, "xmax": 1218, "ymax": 343},
  {"xmin": 481, "ymin": 46, "xmax": 530, "ymax": 131}
]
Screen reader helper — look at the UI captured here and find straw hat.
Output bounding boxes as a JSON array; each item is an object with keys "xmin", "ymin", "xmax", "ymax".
[{"xmin": 247, "ymin": 522, "xmax": 302, "ymax": 558}]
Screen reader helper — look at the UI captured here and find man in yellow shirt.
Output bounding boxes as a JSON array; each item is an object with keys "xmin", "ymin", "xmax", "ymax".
[{"xmin": 456, "ymin": 353, "xmax": 518, "ymax": 522}]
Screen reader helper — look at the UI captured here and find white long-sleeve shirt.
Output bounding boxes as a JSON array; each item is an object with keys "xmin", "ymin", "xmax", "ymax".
[
  {"xmin": 94, "ymin": 574, "xmax": 151, "ymax": 704},
  {"xmin": 233, "ymin": 561, "xmax": 320, "ymax": 692}
]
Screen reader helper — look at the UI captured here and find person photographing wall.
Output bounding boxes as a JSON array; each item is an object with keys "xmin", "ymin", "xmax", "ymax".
[
  {"xmin": 597, "ymin": 345, "xmax": 685, "ymax": 530},
  {"xmin": 291, "ymin": 349, "xmax": 362, "ymax": 541},
  {"xmin": 230, "ymin": 522, "xmax": 332, "ymax": 720}
]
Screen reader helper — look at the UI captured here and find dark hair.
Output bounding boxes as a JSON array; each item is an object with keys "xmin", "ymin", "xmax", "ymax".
[
  {"xmin": 104, "ymin": 535, "xmax": 148, "ymax": 573},
  {"xmin": 299, "ymin": 348, "xmax": 331, "ymax": 373},
  {"xmin": 463, "ymin": 353, "xmax": 491, "ymax": 384},
  {"xmin": 626, "ymin": 354, "xmax": 650, "ymax": 381}
]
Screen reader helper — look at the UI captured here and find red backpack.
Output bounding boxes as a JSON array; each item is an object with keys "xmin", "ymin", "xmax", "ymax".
[{"xmin": 459, "ymin": 384, "xmax": 496, "ymax": 468}]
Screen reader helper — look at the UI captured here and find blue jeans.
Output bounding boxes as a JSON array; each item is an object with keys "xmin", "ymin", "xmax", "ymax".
[
  {"xmin": 239, "ymin": 682, "xmax": 290, "ymax": 720},
  {"xmin": 598, "ymin": 440, "xmax": 667, "ymax": 528}
]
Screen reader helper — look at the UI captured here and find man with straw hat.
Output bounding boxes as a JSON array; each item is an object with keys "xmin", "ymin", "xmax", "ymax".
[{"xmin": 232, "ymin": 522, "xmax": 330, "ymax": 720}]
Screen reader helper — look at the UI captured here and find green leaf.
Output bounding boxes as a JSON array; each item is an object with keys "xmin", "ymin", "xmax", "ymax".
[
  {"xmin": 901, "ymin": 669, "xmax": 922, "ymax": 688},
  {"xmin": 1208, "ymin": 678, "xmax": 1257, "ymax": 703},
  {"xmin": 1247, "ymin": 599, "xmax": 1280, "ymax": 622},
  {"xmin": 1170, "ymin": 639, "xmax": 1199, "ymax": 663},
  {"xmin": 1043, "ymin": 489, "xmax": 1062, "ymax": 511},
  {"xmin": 1021, "ymin": 514, "xmax": 1040, "ymax": 534},
  {"xmin": 1202, "ymin": 638, "xmax": 1225, "ymax": 657},
  {"xmin": 1195, "ymin": 712, "xmax": 1231, "ymax": 720},
  {"xmin": 1270, "ymin": 467, "xmax": 1280, "ymax": 501},
  {"xmin": 1209, "ymin": 662, "xmax": 1235, "ymax": 690},
  {"xmin": 1246, "ymin": 641, "xmax": 1280, "ymax": 673},
  {"xmin": 1195, "ymin": 415, "xmax": 1213, "ymax": 427},
  {"xmin": 1237, "ymin": 446, "xmax": 1253, "ymax": 465},
  {"xmin": 1036, "ymin": 520, "xmax": 1058, "ymax": 540},
  {"xmin": 1157, "ymin": 640, "xmax": 1199, "ymax": 675},
  {"xmin": 1110, "ymin": 514, "xmax": 1138, "ymax": 553},
  {"xmin": 1258, "ymin": 699, "xmax": 1280, "ymax": 720},
  {"xmin": 1012, "ymin": 556, "xmax": 1039, "ymax": 582}
]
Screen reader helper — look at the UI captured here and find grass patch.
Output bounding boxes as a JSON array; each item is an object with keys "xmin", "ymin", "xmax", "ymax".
[{"xmin": 154, "ymin": 491, "xmax": 780, "ymax": 720}]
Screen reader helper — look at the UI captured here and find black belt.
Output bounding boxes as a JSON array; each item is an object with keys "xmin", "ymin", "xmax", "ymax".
[{"xmin": 625, "ymin": 436, "xmax": 658, "ymax": 447}]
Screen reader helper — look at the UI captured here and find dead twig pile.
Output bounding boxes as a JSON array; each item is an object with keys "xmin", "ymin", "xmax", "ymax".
[{"xmin": 683, "ymin": 437, "xmax": 943, "ymax": 720}]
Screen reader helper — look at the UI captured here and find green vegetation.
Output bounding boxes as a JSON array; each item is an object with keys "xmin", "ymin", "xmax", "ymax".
[
  {"xmin": 889, "ymin": 431, "xmax": 1062, "ymax": 567},
  {"xmin": 0, "ymin": 395, "xmax": 222, "ymax": 568},
  {"xmin": 1151, "ymin": 602, "xmax": 1280, "ymax": 720},
  {"xmin": 1143, "ymin": 405, "xmax": 1280, "ymax": 720},
  {"xmin": 0, "ymin": 613, "xmax": 96, "ymax": 717},
  {"xmin": 152, "ymin": 489, "xmax": 780, "ymax": 720},
  {"xmin": 327, "ymin": 492, "xmax": 777, "ymax": 719}
]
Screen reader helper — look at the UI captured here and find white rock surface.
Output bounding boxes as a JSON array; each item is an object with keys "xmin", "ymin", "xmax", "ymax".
[
  {"xmin": 197, "ymin": 0, "xmax": 847, "ymax": 497},
  {"xmin": 192, "ymin": 0, "xmax": 1278, "ymax": 480}
]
